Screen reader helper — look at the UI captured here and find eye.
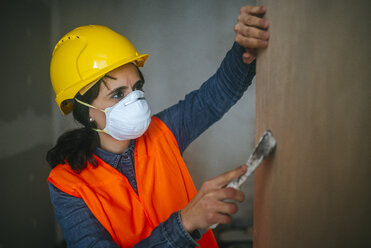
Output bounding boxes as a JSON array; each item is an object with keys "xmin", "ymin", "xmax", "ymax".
[
  {"xmin": 111, "ymin": 89, "xmax": 124, "ymax": 99},
  {"xmin": 133, "ymin": 81, "xmax": 145, "ymax": 91}
]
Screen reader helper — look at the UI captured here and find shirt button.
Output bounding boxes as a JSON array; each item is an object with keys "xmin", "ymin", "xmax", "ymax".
[{"xmin": 123, "ymin": 155, "xmax": 129, "ymax": 159}]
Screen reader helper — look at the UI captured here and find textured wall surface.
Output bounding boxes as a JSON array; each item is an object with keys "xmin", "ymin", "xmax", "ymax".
[
  {"xmin": 254, "ymin": 0, "xmax": 371, "ymax": 247},
  {"xmin": 0, "ymin": 1, "xmax": 55, "ymax": 247}
]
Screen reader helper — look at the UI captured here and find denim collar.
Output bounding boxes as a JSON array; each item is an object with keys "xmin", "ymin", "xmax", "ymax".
[{"xmin": 95, "ymin": 139, "xmax": 136, "ymax": 168}]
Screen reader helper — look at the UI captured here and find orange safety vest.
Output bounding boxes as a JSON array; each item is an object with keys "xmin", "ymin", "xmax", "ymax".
[{"xmin": 48, "ymin": 116, "xmax": 218, "ymax": 247}]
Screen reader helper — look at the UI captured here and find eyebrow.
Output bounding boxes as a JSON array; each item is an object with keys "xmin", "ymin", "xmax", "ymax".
[
  {"xmin": 107, "ymin": 86, "xmax": 127, "ymax": 97},
  {"xmin": 101, "ymin": 74, "xmax": 117, "ymax": 90},
  {"xmin": 105, "ymin": 74, "xmax": 116, "ymax": 80},
  {"xmin": 133, "ymin": 80, "xmax": 145, "ymax": 90},
  {"xmin": 106, "ymin": 80, "xmax": 145, "ymax": 97}
]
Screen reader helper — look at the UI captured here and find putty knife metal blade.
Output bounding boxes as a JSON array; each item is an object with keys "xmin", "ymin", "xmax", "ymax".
[
  {"xmin": 209, "ymin": 130, "xmax": 276, "ymax": 230},
  {"xmin": 228, "ymin": 129, "xmax": 276, "ymax": 190}
]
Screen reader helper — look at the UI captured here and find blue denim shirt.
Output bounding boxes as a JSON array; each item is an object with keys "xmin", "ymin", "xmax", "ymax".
[{"xmin": 48, "ymin": 42, "xmax": 256, "ymax": 248}]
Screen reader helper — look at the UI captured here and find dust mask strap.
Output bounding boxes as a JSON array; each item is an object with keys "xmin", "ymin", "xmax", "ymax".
[
  {"xmin": 74, "ymin": 98, "xmax": 107, "ymax": 113},
  {"xmin": 74, "ymin": 98, "xmax": 109, "ymax": 133}
]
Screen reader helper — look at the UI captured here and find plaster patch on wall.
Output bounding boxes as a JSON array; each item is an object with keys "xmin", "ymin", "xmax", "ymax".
[{"xmin": 0, "ymin": 107, "xmax": 51, "ymax": 159}]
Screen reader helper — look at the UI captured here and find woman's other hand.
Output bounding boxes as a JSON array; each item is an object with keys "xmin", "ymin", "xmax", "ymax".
[
  {"xmin": 234, "ymin": 6, "xmax": 270, "ymax": 64},
  {"xmin": 180, "ymin": 165, "xmax": 247, "ymax": 233}
]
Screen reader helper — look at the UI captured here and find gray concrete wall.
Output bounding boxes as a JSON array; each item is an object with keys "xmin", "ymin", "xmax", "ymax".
[{"xmin": 0, "ymin": 1, "xmax": 55, "ymax": 247}]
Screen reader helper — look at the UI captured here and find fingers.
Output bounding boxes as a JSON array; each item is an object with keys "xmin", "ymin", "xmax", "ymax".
[
  {"xmin": 200, "ymin": 198, "xmax": 239, "ymax": 225},
  {"xmin": 208, "ymin": 165, "xmax": 247, "ymax": 188},
  {"xmin": 217, "ymin": 201, "xmax": 239, "ymax": 215},
  {"xmin": 235, "ymin": 5, "xmax": 270, "ymax": 61},
  {"xmin": 214, "ymin": 213, "xmax": 232, "ymax": 225},
  {"xmin": 209, "ymin": 187, "xmax": 245, "ymax": 202},
  {"xmin": 243, "ymin": 49, "xmax": 257, "ymax": 64},
  {"xmin": 204, "ymin": 210, "xmax": 233, "ymax": 226},
  {"xmin": 237, "ymin": 14, "xmax": 269, "ymax": 30},
  {"xmin": 181, "ymin": 166, "xmax": 247, "ymax": 231},
  {"xmin": 202, "ymin": 194, "xmax": 240, "ymax": 214},
  {"xmin": 180, "ymin": 191, "xmax": 240, "ymax": 231},
  {"xmin": 203, "ymin": 193, "xmax": 242, "ymax": 225},
  {"xmin": 235, "ymin": 35, "xmax": 268, "ymax": 49},
  {"xmin": 208, "ymin": 202, "xmax": 238, "ymax": 223},
  {"xmin": 234, "ymin": 23, "xmax": 270, "ymax": 41},
  {"xmin": 240, "ymin": 5, "xmax": 267, "ymax": 16}
]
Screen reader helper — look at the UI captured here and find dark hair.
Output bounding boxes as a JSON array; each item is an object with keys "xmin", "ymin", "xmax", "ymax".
[
  {"xmin": 46, "ymin": 81, "xmax": 102, "ymax": 173},
  {"xmin": 46, "ymin": 66, "xmax": 145, "ymax": 173}
]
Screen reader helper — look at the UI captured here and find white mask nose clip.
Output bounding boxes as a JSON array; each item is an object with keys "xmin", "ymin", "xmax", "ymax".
[{"xmin": 124, "ymin": 96, "xmax": 145, "ymax": 106}]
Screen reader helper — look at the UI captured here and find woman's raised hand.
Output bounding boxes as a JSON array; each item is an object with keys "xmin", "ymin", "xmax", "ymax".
[{"xmin": 234, "ymin": 6, "xmax": 270, "ymax": 64}]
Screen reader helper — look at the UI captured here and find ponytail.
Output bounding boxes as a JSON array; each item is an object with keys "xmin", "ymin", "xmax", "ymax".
[
  {"xmin": 46, "ymin": 128, "xmax": 99, "ymax": 172},
  {"xmin": 46, "ymin": 80, "xmax": 102, "ymax": 173}
]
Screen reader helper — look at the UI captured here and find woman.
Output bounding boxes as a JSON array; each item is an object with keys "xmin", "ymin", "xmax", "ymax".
[{"xmin": 47, "ymin": 5, "xmax": 270, "ymax": 248}]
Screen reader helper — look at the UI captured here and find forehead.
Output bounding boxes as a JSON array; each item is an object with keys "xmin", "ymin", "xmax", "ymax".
[
  {"xmin": 109, "ymin": 63, "xmax": 139, "ymax": 79},
  {"xmin": 101, "ymin": 63, "xmax": 140, "ymax": 90}
]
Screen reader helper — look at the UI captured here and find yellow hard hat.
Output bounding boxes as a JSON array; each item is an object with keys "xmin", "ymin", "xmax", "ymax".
[{"xmin": 50, "ymin": 25, "xmax": 149, "ymax": 115}]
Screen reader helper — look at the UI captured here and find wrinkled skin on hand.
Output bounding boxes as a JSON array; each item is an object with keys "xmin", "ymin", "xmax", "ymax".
[{"xmin": 234, "ymin": 5, "xmax": 270, "ymax": 64}]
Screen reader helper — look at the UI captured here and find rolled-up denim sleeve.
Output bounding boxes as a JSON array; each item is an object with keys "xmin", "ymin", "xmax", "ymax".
[
  {"xmin": 48, "ymin": 183, "xmax": 199, "ymax": 247},
  {"xmin": 155, "ymin": 42, "xmax": 256, "ymax": 153}
]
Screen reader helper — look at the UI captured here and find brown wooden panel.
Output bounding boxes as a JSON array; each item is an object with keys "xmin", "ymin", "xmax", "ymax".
[{"xmin": 254, "ymin": 0, "xmax": 371, "ymax": 247}]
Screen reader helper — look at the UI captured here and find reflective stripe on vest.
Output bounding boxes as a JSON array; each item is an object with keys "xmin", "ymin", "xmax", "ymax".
[{"xmin": 48, "ymin": 116, "xmax": 218, "ymax": 247}]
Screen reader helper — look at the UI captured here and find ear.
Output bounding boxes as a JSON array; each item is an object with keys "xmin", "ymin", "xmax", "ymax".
[{"xmin": 89, "ymin": 107, "xmax": 106, "ymax": 130}]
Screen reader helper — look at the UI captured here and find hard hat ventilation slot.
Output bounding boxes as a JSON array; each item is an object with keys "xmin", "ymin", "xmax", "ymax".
[{"xmin": 54, "ymin": 35, "xmax": 82, "ymax": 52}]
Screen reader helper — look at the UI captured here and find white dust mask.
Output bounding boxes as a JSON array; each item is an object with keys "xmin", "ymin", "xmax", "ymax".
[{"xmin": 75, "ymin": 90, "xmax": 151, "ymax": 140}]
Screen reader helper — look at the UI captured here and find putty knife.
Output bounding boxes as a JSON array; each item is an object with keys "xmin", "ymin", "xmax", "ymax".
[{"xmin": 210, "ymin": 129, "xmax": 277, "ymax": 229}]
